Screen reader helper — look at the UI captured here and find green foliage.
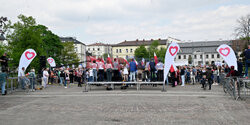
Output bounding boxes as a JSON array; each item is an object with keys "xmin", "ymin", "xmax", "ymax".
[
  {"xmin": 5, "ymin": 14, "xmax": 64, "ymax": 72},
  {"xmin": 134, "ymin": 45, "xmax": 149, "ymax": 59},
  {"xmin": 156, "ymin": 47, "xmax": 167, "ymax": 62},
  {"xmin": 35, "ymin": 25, "xmax": 64, "ymax": 66},
  {"xmin": 60, "ymin": 42, "xmax": 79, "ymax": 66},
  {"xmin": 148, "ymin": 40, "xmax": 159, "ymax": 58},
  {"xmin": 102, "ymin": 53, "xmax": 108, "ymax": 60},
  {"xmin": 6, "ymin": 14, "xmax": 44, "ymax": 71}
]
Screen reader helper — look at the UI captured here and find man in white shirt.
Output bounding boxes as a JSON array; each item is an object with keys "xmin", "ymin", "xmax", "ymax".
[
  {"xmin": 19, "ymin": 67, "xmax": 26, "ymax": 89},
  {"xmin": 156, "ymin": 60, "xmax": 164, "ymax": 81},
  {"xmin": 43, "ymin": 68, "xmax": 49, "ymax": 88}
]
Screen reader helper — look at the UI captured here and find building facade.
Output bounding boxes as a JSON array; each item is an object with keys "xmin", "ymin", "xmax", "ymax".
[
  {"xmin": 112, "ymin": 39, "xmax": 168, "ymax": 59},
  {"xmin": 60, "ymin": 37, "xmax": 86, "ymax": 63},
  {"xmin": 86, "ymin": 43, "xmax": 112, "ymax": 57}
]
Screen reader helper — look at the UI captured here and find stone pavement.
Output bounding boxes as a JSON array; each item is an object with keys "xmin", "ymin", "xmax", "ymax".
[{"xmin": 0, "ymin": 84, "xmax": 249, "ymax": 125}]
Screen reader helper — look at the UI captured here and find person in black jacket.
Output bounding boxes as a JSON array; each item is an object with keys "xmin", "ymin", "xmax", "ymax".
[
  {"xmin": 244, "ymin": 45, "xmax": 250, "ymax": 77},
  {"xmin": 237, "ymin": 59, "xmax": 243, "ymax": 76},
  {"xmin": 206, "ymin": 68, "xmax": 213, "ymax": 90}
]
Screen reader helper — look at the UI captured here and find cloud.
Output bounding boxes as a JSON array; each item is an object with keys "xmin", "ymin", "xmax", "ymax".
[{"xmin": 0, "ymin": 0, "xmax": 250, "ymax": 44}]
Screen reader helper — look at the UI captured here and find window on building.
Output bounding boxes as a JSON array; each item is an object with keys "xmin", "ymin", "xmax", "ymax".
[
  {"xmin": 178, "ymin": 55, "xmax": 181, "ymax": 59},
  {"xmin": 212, "ymin": 54, "xmax": 214, "ymax": 58},
  {"xmin": 116, "ymin": 49, "xmax": 118, "ymax": 53},
  {"xmin": 200, "ymin": 55, "xmax": 202, "ymax": 59},
  {"xmin": 194, "ymin": 55, "xmax": 197, "ymax": 59},
  {"xmin": 119, "ymin": 49, "xmax": 122, "ymax": 53},
  {"xmin": 93, "ymin": 48, "xmax": 95, "ymax": 51},
  {"xmin": 98, "ymin": 48, "xmax": 100, "ymax": 51},
  {"xmin": 184, "ymin": 55, "xmax": 186, "ymax": 59},
  {"xmin": 130, "ymin": 49, "xmax": 133, "ymax": 53},
  {"xmin": 206, "ymin": 55, "xmax": 209, "ymax": 58},
  {"xmin": 88, "ymin": 48, "xmax": 90, "ymax": 51},
  {"xmin": 217, "ymin": 54, "xmax": 220, "ymax": 58},
  {"xmin": 126, "ymin": 55, "xmax": 128, "ymax": 59},
  {"xmin": 126, "ymin": 49, "xmax": 128, "ymax": 53}
]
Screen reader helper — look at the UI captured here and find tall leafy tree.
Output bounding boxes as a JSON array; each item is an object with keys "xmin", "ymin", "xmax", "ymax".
[
  {"xmin": 148, "ymin": 40, "xmax": 159, "ymax": 58},
  {"xmin": 134, "ymin": 45, "xmax": 149, "ymax": 59},
  {"xmin": 35, "ymin": 25, "xmax": 64, "ymax": 66},
  {"xmin": 60, "ymin": 42, "xmax": 79, "ymax": 66},
  {"xmin": 6, "ymin": 14, "xmax": 44, "ymax": 71}
]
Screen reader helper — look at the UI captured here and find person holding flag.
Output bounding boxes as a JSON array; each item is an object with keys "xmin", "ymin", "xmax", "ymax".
[{"xmin": 154, "ymin": 52, "xmax": 158, "ymax": 65}]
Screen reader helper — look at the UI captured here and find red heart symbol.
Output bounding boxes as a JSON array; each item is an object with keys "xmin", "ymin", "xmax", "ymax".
[
  {"xmin": 169, "ymin": 46, "xmax": 178, "ymax": 56},
  {"xmin": 219, "ymin": 47, "xmax": 230, "ymax": 57},
  {"xmin": 25, "ymin": 51, "xmax": 35, "ymax": 60},
  {"xmin": 48, "ymin": 59, "xmax": 53, "ymax": 63}
]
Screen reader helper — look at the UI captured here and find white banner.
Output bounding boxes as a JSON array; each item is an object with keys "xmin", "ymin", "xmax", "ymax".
[
  {"xmin": 18, "ymin": 49, "xmax": 37, "ymax": 76},
  {"xmin": 216, "ymin": 44, "xmax": 238, "ymax": 70},
  {"xmin": 47, "ymin": 57, "xmax": 56, "ymax": 67},
  {"xmin": 164, "ymin": 42, "xmax": 180, "ymax": 82}
]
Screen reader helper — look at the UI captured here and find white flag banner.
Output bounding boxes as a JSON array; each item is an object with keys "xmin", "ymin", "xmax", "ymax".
[
  {"xmin": 164, "ymin": 42, "xmax": 180, "ymax": 82},
  {"xmin": 217, "ymin": 44, "xmax": 238, "ymax": 70},
  {"xmin": 47, "ymin": 57, "xmax": 56, "ymax": 67},
  {"xmin": 18, "ymin": 49, "xmax": 37, "ymax": 76}
]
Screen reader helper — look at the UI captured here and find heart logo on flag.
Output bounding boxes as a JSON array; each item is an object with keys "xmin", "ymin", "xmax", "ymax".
[
  {"xmin": 169, "ymin": 46, "xmax": 178, "ymax": 56},
  {"xmin": 219, "ymin": 47, "xmax": 230, "ymax": 57},
  {"xmin": 25, "ymin": 51, "xmax": 35, "ymax": 60},
  {"xmin": 48, "ymin": 59, "xmax": 53, "ymax": 63}
]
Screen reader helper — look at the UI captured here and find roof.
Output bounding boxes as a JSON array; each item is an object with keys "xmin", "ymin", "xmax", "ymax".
[
  {"xmin": 87, "ymin": 42, "xmax": 111, "ymax": 46},
  {"xmin": 112, "ymin": 39, "xmax": 167, "ymax": 47},
  {"xmin": 60, "ymin": 37, "xmax": 85, "ymax": 45},
  {"xmin": 178, "ymin": 40, "xmax": 232, "ymax": 54}
]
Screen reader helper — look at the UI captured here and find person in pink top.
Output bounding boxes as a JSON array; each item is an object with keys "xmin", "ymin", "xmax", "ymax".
[
  {"xmin": 92, "ymin": 60, "xmax": 98, "ymax": 82},
  {"xmin": 105, "ymin": 60, "xmax": 113, "ymax": 82},
  {"xmin": 97, "ymin": 58, "xmax": 105, "ymax": 81}
]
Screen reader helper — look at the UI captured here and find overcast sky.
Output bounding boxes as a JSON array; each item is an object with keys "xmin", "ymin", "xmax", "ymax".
[{"xmin": 1, "ymin": 0, "xmax": 250, "ymax": 44}]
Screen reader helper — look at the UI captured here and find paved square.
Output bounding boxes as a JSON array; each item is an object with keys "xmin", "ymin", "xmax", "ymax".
[{"xmin": 0, "ymin": 85, "xmax": 249, "ymax": 125}]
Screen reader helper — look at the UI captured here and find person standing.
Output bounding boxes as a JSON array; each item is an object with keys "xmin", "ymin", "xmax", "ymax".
[
  {"xmin": 237, "ymin": 59, "xmax": 243, "ymax": 77},
  {"xmin": 0, "ymin": 69, "xmax": 8, "ymax": 95},
  {"xmin": 105, "ymin": 60, "xmax": 113, "ymax": 82},
  {"xmin": 59, "ymin": 68, "xmax": 64, "ymax": 86},
  {"xmin": 244, "ymin": 45, "xmax": 250, "ymax": 77},
  {"xmin": 19, "ymin": 67, "xmax": 26, "ymax": 90},
  {"xmin": 69, "ymin": 68, "xmax": 74, "ymax": 84},
  {"xmin": 28, "ymin": 69, "xmax": 36, "ymax": 91},
  {"xmin": 113, "ymin": 58, "xmax": 119, "ymax": 81},
  {"xmin": 123, "ymin": 62, "xmax": 129, "ymax": 81},
  {"xmin": 77, "ymin": 68, "xmax": 82, "ymax": 87},
  {"xmin": 149, "ymin": 58, "xmax": 156, "ymax": 82},
  {"xmin": 92, "ymin": 60, "xmax": 98, "ymax": 82},
  {"xmin": 42, "ymin": 68, "xmax": 49, "ymax": 89},
  {"xmin": 0, "ymin": 53, "xmax": 8, "ymax": 72},
  {"xmin": 97, "ymin": 58, "xmax": 105, "ymax": 81},
  {"xmin": 180, "ymin": 66, "xmax": 186, "ymax": 86},
  {"xmin": 64, "ymin": 69, "xmax": 70, "ymax": 88},
  {"xmin": 129, "ymin": 59, "xmax": 137, "ymax": 82},
  {"xmin": 206, "ymin": 68, "xmax": 213, "ymax": 90},
  {"xmin": 156, "ymin": 60, "xmax": 164, "ymax": 81}
]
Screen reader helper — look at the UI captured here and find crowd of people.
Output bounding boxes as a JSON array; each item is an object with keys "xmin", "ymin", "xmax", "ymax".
[{"xmin": 0, "ymin": 45, "xmax": 249, "ymax": 94}]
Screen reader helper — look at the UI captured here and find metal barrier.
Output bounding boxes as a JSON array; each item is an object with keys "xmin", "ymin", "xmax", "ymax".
[
  {"xmin": 84, "ymin": 81, "xmax": 165, "ymax": 92},
  {"xmin": 5, "ymin": 77, "xmax": 41, "ymax": 94},
  {"xmin": 223, "ymin": 76, "xmax": 250, "ymax": 100},
  {"xmin": 238, "ymin": 78, "xmax": 250, "ymax": 100}
]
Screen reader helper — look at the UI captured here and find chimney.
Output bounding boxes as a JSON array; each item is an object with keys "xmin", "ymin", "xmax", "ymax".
[
  {"xmin": 136, "ymin": 39, "xmax": 139, "ymax": 42},
  {"xmin": 158, "ymin": 38, "xmax": 161, "ymax": 40},
  {"xmin": 151, "ymin": 39, "xmax": 153, "ymax": 41},
  {"xmin": 143, "ymin": 39, "xmax": 145, "ymax": 41}
]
